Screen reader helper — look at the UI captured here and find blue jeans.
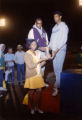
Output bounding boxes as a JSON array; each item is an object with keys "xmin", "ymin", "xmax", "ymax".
[
  {"xmin": 0, "ymin": 69, "xmax": 4, "ymax": 87},
  {"xmin": 8, "ymin": 66, "xmax": 15, "ymax": 83},
  {"xmin": 53, "ymin": 45, "xmax": 66, "ymax": 88},
  {"xmin": 17, "ymin": 64, "xmax": 25, "ymax": 82}
]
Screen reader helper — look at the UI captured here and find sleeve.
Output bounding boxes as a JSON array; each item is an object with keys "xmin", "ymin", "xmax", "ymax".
[
  {"xmin": 13, "ymin": 54, "xmax": 15, "ymax": 61},
  {"xmin": 14, "ymin": 53, "xmax": 17, "ymax": 63},
  {"xmin": 23, "ymin": 51, "xmax": 25, "ymax": 54},
  {"xmin": 4, "ymin": 54, "xmax": 7, "ymax": 61},
  {"xmin": 24, "ymin": 53, "xmax": 37, "ymax": 69},
  {"xmin": 28, "ymin": 29, "xmax": 34, "ymax": 39},
  {"xmin": 46, "ymin": 33, "xmax": 49, "ymax": 46},
  {"xmin": 57, "ymin": 25, "xmax": 69, "ymax": 50},
  {"xmin": 40, "ymin": 61, "xmax": 46, "ymax": 67},
  {"xmin": 48, "ymin": 28, "xmax": 54, "ymax": 49}
]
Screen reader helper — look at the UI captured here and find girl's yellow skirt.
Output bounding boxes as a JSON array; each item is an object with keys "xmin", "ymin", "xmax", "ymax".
[{"xmin": 24, "ymin": 75, "xmax": 45, "ymax": 89}]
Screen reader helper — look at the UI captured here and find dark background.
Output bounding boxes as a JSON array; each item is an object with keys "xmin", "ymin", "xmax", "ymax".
[{"xmin": 0, "ymin": 0, "xmax": 82, "ymax": 52}]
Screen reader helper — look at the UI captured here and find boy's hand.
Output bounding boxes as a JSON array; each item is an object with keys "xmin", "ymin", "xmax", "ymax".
[
  {"xmin": 52, "ymin": 52, "xmax": 56, "ymax": 59},
  {"xmin": 6, "ymin": 62, "xmax": 8, "ymax": 66}
]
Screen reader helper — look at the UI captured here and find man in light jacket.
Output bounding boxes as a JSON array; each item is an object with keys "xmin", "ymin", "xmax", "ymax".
[{"xmin": 49, "ymin": 11, "xmax": 69, "ymax": 96}]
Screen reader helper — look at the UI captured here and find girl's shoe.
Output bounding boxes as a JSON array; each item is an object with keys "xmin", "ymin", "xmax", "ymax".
[
  {"xmin": 35, "ymin": 108, "xmax": 44, "ymax": 114},
  {"xmin": 30, "ymin": 109, "xmax": 35, "ymax": 115}
]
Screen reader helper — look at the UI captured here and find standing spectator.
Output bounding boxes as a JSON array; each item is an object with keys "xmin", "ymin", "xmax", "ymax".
[
  {"xmin": 15, "ymin": 45, "xmax": 25, "ymax": 85},
  {"xmin": 0, "ymin": 44, "xmax": 5, "ymax": 87},
  {"xmin": 5, "ymin": 48, "xmax": 15, "ymax": 84},
  {"xmin": 76, "ymin": 46, "xmax": 82, "ymax": 68}
]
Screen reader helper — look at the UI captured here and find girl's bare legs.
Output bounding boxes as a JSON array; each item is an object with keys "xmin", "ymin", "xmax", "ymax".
[
  {"xmin": 36, "ymin": 88, "xmax": 42, "ymax": 109},
  {"xmin": 35, "ymin": 88, "xmax": 44, "ymax": 113},
  {"xmin": 29, "ymin": 89, "xmax": 35, "ymax": 110}
]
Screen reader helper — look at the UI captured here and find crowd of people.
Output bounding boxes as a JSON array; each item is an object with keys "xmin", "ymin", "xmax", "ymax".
[
  {"xmin": 0, "ymin": 44, "xmax": 25, "ymax": 87},
  {"xmin": 0, "ymin": 11, "xmax": 69, "ymax": 114}
]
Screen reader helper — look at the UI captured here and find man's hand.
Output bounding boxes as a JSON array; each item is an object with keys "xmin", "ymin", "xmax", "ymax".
[
  {"xmin": 6, "ymin": 62, "xmax": 8, "ymax": 66},
  {"xmin": 4, "ymin": 68, "xmax": 5, "ymax": 73},
  {"xmin": 38, "ymin": 47, "xmax": 46, "ymax": 52},
  {"xmin": 37, "ymin": 56, "xmax": 52, "ymax": 64},
  {"xmin": 52, "ymin": 48, "xmax": 59, "ymax": 59},
  {"xmin": 9, "ymin": 60, "xmax": 15, "ymax": 63},
  {"xmin": 52, "ymin": 52, "xmax": 56, "ymax": 59}
]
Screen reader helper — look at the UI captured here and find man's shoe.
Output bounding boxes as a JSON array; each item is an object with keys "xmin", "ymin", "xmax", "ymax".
[
  {"xmin": 0, "ymin": 94, "xmax": 3, "ymax": 98},
  {"xmin": 35, "ymin": 108, "xmax": 44, "ymax": 114},
  {"xmin": 52, "ymin": 88, "xmax": 58, "ymax": 96}
]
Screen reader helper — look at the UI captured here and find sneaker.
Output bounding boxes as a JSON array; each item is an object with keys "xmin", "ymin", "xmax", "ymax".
[
  {"xmin": 52, "ymin": 88, "xmax": 58, "ymax": 96},
  {"xmin": 0, "ymin": 87, "xmax": 7, "ymax": 91},
  {"xmin": 30, "ymin": 109, "xmax": 35, "ymax": 115},
  {"xmin": 0, "ymin": 94, "xmax": 3, "ymax": 97},
  {"xmin": 37, "ymin": 109, "xmax": 44, "ymax": 114},
  {"xmin": 45, "ymin": 83, "xmax": 49, "ymax": 88}
]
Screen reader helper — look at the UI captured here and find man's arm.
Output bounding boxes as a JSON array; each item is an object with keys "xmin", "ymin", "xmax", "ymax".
[
  {"xmin": 14, "ymin": 53, "xmax": 17, "ymax": 63},
  {"xmin": 52, "ymin": 25, "xmax": 69, "ymax": 59},
  {"xmin": 57, "ymin": 25, "xmax": 69, "ymax": 49},
  {"xmin": 38, "ymin": 47, "xmax": 46, "ymax": 52},
  {"xmin": 52, "ymin": 48, "xmax": 59, "ymax": 59},
  {"xmin": 46, "ymin": 33, "xmax": 49, "ymax": 46},
  {"xmin": 28, "ymin": 29, "xmax": 34, "ymax": 39}
]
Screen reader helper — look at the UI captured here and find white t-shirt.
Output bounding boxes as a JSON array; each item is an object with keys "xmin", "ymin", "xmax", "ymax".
[{"xmin": 15, "ymin": 51, "xmax": 25, "ymax": 64}]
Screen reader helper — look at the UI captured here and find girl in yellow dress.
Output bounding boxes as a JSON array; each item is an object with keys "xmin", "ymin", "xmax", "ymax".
[{"xmin": 24, "ymin": 39, "xmax": 51, "ymax": 114}]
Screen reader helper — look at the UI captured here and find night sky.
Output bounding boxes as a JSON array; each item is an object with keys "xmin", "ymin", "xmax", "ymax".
[{"xmin": 0, "ymin": 0, "xmax": 82, "ymax": 52}]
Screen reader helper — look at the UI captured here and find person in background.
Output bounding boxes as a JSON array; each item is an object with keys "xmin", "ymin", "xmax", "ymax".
[
  {"xmin": 49, "ymin": 11, "xmax": 69, "ymax": 96},
  {"xmin": 5, "ymin": 67, "xmax": 12, "ymax": 83},
  {"xmin": 76, "ymin": 46, "xmax": 82, "ymax": 68},
  {"xmin": 28, "ymin": 18, "xmax": 50, "ymax": 87},
  {"xmin": 5, "ymin": 48, "xmax": 15, "ymax": 84},
  {"xmin": 24, "ymin": 39, "xmax": 51, "ymax": 115},
  {"xmin": 15, "ymin": 45, "xmax": 25, "ymax": 85},
  {"xmin": 0, "ymin": 44, "xmax": 5, "ymax": 88}
]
